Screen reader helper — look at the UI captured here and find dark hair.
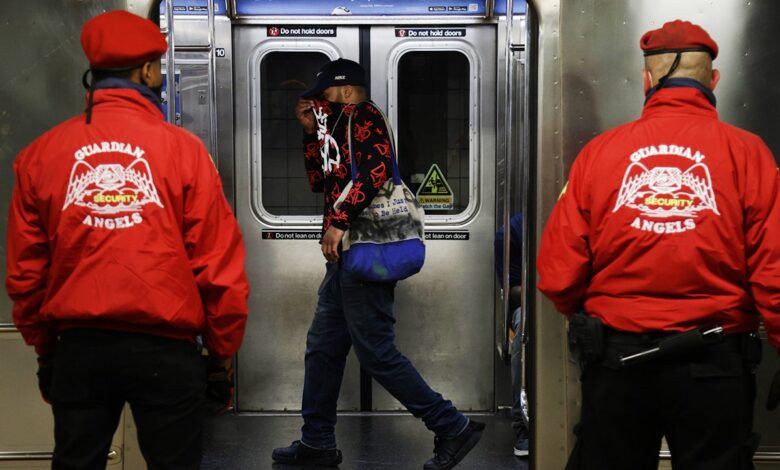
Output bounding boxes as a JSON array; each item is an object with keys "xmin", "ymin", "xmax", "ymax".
[{"xmin": 91, "ymin": 67, "xmax": 137, "ymax": 83}]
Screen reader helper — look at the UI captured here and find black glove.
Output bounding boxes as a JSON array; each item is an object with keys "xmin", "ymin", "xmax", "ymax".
[
  {"xmin": 767, "ymin": 369, "xmax": 780, "ymax": 411},
  {"xmin": 37, "ymin": 355, "xmax": 54, "ymax": 404},
  {"xmin": 203, "ymin": 355, "xmax": 233, "ymax": 415}
]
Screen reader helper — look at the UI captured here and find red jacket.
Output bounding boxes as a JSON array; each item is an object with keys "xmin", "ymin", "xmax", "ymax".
[
  {"xmin": 6, "ymin": 87, "xmax": 249, "ymax": 358},
  {"xmin": 537, "ymin": 86, "xmax": 780, "ymax": 348}
]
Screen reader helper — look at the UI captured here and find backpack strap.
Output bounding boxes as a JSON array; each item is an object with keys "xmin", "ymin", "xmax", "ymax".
[
  {"xmin": 335, "ymin": 101, "xmax": 402, "ymax": 211},
  {"xmin": 347, "ymin": 100, "xmax": 402, "ymax": 185}
]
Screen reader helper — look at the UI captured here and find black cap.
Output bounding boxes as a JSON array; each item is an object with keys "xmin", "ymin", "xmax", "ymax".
[{"xmin": 302, "ymin": 58, "xmax": 366, "ymax": 98}]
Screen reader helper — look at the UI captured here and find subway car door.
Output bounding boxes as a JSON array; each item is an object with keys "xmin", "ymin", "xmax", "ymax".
[
  {"xmin": 160, "ymin": 1, "xmax": 233, "ymax": 166},
  {"xmin": 369, "ymin": 25, "xmax": 497, "ymax": 410},
  {"xmin": 233, "ymin": 22, "xmax": 363, "ymax": 411}
]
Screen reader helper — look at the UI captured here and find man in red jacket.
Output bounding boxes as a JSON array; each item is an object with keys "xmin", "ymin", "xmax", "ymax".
[
  {"xmin": 538, "ymin": 20, "xmax": 780, "ymax": 470},
  {"xmin": 5, "ymin": 11, "xmax": 249, "ymax": 469}
]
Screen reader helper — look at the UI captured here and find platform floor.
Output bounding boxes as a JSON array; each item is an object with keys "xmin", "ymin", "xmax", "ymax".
[{"xmin": 203, "ymin": 413, "xmax": 529, "ymax": 470}]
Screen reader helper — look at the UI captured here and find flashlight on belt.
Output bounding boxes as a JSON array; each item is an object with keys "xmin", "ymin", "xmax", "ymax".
[{"xmin": 620, "ymin": 325, "xmax": 725, "ymax": 366}]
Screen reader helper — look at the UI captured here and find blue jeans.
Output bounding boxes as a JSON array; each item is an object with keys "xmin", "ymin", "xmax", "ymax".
[
  {"xmin": 511, "ymin": 308, "xmax": 528, "ymax": 434},
  {"xmin": 301, "ymin": 264, "xmax": 468, "ymax": 449}
]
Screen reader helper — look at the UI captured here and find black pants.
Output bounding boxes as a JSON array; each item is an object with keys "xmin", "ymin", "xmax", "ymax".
[
  {"xmin": 50, "ymin": 329, "xmax": 206, "ymax": 470},
  {"xmin": 566, "ymin": 334, "xmax": 759, "ymax": 470}
]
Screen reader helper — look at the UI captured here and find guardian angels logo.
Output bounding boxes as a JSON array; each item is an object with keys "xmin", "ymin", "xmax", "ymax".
[
  {"xmin": 613, "ymin": 144, "xmax": 719, "ymax": 234},
  {"xmin": 63, "ymin": 141, "xmax": 164, "ymax": 230}
]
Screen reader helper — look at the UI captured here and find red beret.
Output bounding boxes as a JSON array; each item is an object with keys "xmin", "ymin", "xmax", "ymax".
[
  {"xmin": 640, "ymin": 20, "xmax": 718, "ymax": 59},
  {"xmin": 81, "ymin": 10, "xmax": 167, "ymax": 70}
]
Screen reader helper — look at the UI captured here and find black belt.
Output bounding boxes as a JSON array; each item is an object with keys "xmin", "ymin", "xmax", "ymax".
[
  {"xmin": 600, "ymin": 327, "xmax": 760, "ymax": 368},
  {"xmin": 59, "ymin": 327, "xmax": 198, "ymax": 351},
  {"xmin": 604, "ymin": 326, "xmax": 752, "ymax": 347}
]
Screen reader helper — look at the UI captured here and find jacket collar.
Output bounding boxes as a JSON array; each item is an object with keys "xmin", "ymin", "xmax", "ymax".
[
  {"xmin": 642, "ymin": 84, "xmax": 719, "ymax": 120},
  {"xmin": 87, "ymin": 82, "xmax": 165, "ymax": 120},
  {"xmin": 645, "ymin": 77, "xmax": 716, "ymax": 107}
]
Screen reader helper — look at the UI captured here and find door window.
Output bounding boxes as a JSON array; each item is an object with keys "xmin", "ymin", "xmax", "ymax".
[
  {"xmin": 259, "ymin": 51, "xmax": 330, "ymax": 217},
  {"xmin": 396, "ymin": 51, "xmax": 471, "ymax": 216}
]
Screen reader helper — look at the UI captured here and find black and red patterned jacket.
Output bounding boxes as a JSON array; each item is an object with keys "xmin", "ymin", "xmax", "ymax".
[{"xmin": 302, "ymin": 99, "xmax": 393, "ymax": 232}]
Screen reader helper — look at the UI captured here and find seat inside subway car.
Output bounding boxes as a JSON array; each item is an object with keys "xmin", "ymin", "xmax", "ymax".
[{"xmin": 2, "ymin": 0, "xmax": 780, "ymax": 469}]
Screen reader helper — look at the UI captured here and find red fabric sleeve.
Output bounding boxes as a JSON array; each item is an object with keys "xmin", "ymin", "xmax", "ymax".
[
  {"xmin": 330, "ymin": 103, "xmax": 393, "ymax": 230},
  {"xmin": 536, "ymin": 146, "xmax": 593, "ymax": 317},
  {"xmin": 743, "ymin": 140, "xmax": 780, "ymax": 350},
  {"xmin": 6, "ymin": 151, "xmax": 58, "ymax": 355},
  {"xmin": 183, "ymin": 145, "xmax": 249, "ymax": 359}
]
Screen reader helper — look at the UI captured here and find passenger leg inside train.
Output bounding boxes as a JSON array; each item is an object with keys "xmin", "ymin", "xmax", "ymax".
[
  {"xmin": 338, "ymin": 268, "xmax": 485, "ymax": 469},
  {"xmin": 273, "ymin": 265, "xmax": 353, "ymax": 465},
  {"xmin": 275, "ymin": 264, "xmax": 483, "ymax": 468},
  {"xmin": 299, "ymin": 264, "xmax": 354, "ymax": 451},
  {"xmin": 340, "ymin": 268, "xmax": 468, "ymax": 438},
  {"xmin": 511, "ymin": 307, "xmax": 530, "ymax": 457}
]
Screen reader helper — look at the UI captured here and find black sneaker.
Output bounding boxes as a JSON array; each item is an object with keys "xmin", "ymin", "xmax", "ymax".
[
  {"xmin": 423, "ymin": 420, "xmax": 485, "ymax": 470},
  {"xmin": 271, "ymin": 440, "xmax": 342, "ymax": 466}
]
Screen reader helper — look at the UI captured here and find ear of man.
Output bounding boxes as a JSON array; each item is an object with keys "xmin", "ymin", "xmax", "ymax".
[
  {"xmin": 134, "ymin": 60, "xmax": 163, "ymax": 90},
  {"xmin": 344, "ymin": 85, "xmax": 368, "ymax": 104}
]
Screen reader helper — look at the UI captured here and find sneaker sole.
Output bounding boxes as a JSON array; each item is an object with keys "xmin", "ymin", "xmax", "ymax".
[
  {"xmin": 271, "ymin": 452, "xmax": 342, "ymax": 467},
  {"xmin": 428, "ymin": 422, "xmax": 486, "ymax": 470},
  {"xmin": 513, "ymin": 448, "xmax": 529, "ymax": 457}
]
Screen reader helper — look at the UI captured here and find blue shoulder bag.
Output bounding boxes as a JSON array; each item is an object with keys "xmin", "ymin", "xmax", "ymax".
[{"xmin": 333, "ymin": 101, "xmax": 426, "ymax": 282}]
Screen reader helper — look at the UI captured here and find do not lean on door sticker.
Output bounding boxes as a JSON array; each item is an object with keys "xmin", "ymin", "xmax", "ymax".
[{"xmin": 416, "ymin": 163, "xmax": 454, "ymax": 210}]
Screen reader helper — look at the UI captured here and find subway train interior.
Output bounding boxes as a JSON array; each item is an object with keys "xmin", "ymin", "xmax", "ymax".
[{"xmin": 1, "ymin": 0, "xmax": 780, "ymax": 469}]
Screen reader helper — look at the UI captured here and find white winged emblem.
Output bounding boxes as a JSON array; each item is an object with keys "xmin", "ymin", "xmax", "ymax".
[
  {"xmin": 63, "ymin": 157, "xmax": 164, "ymax": 214},
  {"xmin": 613, "ymin": 162, "xmax": 719, "ymax": 218}
]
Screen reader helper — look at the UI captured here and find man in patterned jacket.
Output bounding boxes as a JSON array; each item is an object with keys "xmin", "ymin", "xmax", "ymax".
[
  {"xmin": 272, "ymin": 59, "xmax": 483, "ymax": 470},
  {"xmin": 537, "ymin": 20, "xmax": 780, "ymax": 469},
  {"xmin": 5, "ymin": 11, "xmax": 248, "ymax": 469}
]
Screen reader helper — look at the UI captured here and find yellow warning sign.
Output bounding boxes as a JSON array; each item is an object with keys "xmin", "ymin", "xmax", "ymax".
[{"xmin": 416, "ymin": 164, "xmax": 454, "ymax": 210}]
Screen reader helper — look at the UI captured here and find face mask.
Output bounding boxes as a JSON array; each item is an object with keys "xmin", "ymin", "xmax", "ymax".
[
  {"xmin": 311, "ymin": 97, "xmax": 331, "ymax": 110},
  {"xmin": 308, "ymin": 98, "xmax": 347, "ymax": 136}
]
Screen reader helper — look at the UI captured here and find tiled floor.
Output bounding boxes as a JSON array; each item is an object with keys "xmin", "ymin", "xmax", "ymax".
[{"xmin": 203, "ymin": 413, "xmax": 529, "ymax": 470}]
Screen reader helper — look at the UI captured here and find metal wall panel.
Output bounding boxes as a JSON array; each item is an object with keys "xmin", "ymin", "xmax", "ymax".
[
  {"xmin": 0, "ymin": 330, "xmax": 125, "ymax": 466},
  {"xmin": 0, "ymin": 331, "xmax": 56, "ymax": 457},
  {"xmin": 0, "ymin": 1, "xmax": 130, "ymax": 324},
  {"xmin": 369, "ymin": 25, "xmax": 497, "ymax": 411},
  {"xmin": 559, "ymin": 1, "xmax": 780, "ymax": 167},
  {"xmin": 232, "ymin": 25, "xmax": 363, "ymax": 411},
  {"xmin": 532, "ymin": 0, "xmax": 780, "ymax": 465},
  {"xmin": 528, "ymin": 1, "xmax": 572, "ymax": 467},
  {"xmin": 161, "ymin": 15, "xmax": 233, "ymax": 186},
  {"xmin": 165, "ymin": 17, "xmax": 236, "ymax": 204}
]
